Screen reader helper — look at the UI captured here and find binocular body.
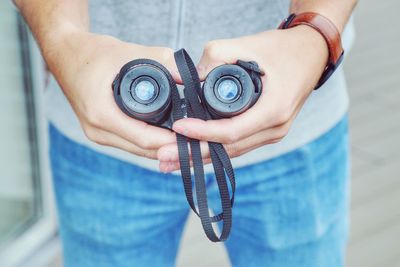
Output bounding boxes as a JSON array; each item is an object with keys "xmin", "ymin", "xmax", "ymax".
[
  {"xmin": 113, "ymin": 59, "xmax": 263, "ymax": 128},
  {"xmin": 111, "ymin": 51, "xmax": 263, "ymax": 242}
]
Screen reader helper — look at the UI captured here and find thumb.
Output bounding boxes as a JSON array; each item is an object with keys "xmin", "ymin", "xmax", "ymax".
[
  {"xmin": 197, "ymin": 39, "xmax": 261, "ymax": 80},
  {"xmin": 158, "ymin": 52, "xmax": 183, "ymax": 85},
  {"xmin": 141, "ymin": 46, "xmax": 183, "ymax": 85},
  {"xmin": 197, "ymin": 41, "xmax": 238, "ymax": 81}
]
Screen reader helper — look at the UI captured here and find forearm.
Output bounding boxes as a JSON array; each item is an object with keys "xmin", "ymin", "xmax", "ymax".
[
  {"xmin": 14, "ymin": 0, "xmax": 89, "ymax": 67},
  {"xmin": 290, "ymin": 0, "xmax": 357, "ymax": 33}
]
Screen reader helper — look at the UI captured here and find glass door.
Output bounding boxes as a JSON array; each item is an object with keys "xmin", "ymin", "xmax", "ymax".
[{"xmin": 0, "ymin": 2, "xmax": 57, "ymax": 267}]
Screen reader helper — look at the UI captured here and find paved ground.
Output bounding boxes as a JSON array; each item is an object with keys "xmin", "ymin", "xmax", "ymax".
[
  {"xmin": 47, "ymin": 0, "xmax": 400, "ymax": 266},
  {"xmin": 343, "ymin": 0, "xmax": 400, "ymax": 266}
]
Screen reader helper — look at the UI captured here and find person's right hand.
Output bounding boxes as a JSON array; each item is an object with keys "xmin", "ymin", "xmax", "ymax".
[{"xmin": 46, "ymin": 31, "xmax": 181, "ymax": 159}]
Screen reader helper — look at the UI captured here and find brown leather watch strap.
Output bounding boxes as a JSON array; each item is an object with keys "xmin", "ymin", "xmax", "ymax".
[{"xmin": 279, "ymin": 12, "xmax": 344, "ymax": 89}]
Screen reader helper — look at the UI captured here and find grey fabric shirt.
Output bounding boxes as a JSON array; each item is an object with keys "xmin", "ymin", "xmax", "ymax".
[{"xmin": 45, "ymin": 0, "xmax": 354, "ymax": 171}]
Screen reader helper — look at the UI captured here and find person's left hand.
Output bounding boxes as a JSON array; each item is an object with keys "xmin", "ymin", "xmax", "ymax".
[{"xmin": 158, "ymin": 25, "xmax": 329, "ymax": 172}]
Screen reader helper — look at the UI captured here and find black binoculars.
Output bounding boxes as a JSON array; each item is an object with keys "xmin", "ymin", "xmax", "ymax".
[
  {"xmin": 113, "ymin": 58, "xmax": 263, "ymax": 128},
  {"xmin": 112, "ymin": 50, "xmax": 265, "ymax": 242}
]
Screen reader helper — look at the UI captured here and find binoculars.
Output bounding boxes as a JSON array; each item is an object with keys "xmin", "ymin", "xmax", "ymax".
[
  {"xmin": 112, "ymin": 50, "xmax": 264, "ymax": 242},
  {"xmin": 113, "ymin": 58, "xmax": 263, "ymax": 128}
]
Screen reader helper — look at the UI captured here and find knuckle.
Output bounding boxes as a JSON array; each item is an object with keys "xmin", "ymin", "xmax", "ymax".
[
  {"xmin": 272, "ymin": 109, "xmax": 291, "ymax": 126},
  {"xmin": 276, "ymin": 125, "xmax": 290, "ymax": 139},
  {"xmin": 226, "ymin": 132, "xmax": 240, "ymax": 144},
  {"xmin": 138, "ymin": 137, "xmax": 153, "ymax": 150},
  {"xmin": 131, "ymin": 148, "xmax": 145, "ymax": 157},
  {"xmin": 85, "ymin": 109, "xmax": 103, "ymax": 128},
  {"xmin": 272, "ymin": 124, "xmax": 290, "ymax": 141},
  {"xmin": 192, "ymin": 130, "xmax": 207, "ymax": 142},
  {"xmin": 199, "ymin": 133, "xmax": 209, "ymax": 141},
  {"xmin": 204, "ymin": 41, "xmax": 221, "ymax": 60},
  {"xmin": 133, "ymin": 151, "xmax": 145, "ymax": 158},
  {"xmin": 270, "ymin": 137, "xmax": 283, "ymax": 144},
  {"xmin": 226, "ymin": 144, "xmax": 240, "ymax": 158},
  {"xmin": 159, "ymin": 47, "xmax": 174, "ymax": 62},
  {"xmin": 143, "ymin": 150, "xmax": 157, "ymax": 160},
  {"xmin": 83, "ymin": 125, "xmax": 101, "ymax": 143}
]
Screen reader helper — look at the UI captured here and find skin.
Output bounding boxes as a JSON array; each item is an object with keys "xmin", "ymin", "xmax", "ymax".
[
  {"xmin": 15, "ymin": 0, "xmax": 180, "ymax": 160},
  {"xmin": 158, "ymin": 1, "xmax": 358, "ymax": 172},
  {"xmin": 14, "ymin": 0, "xmax": 357, "ymax": 172}
]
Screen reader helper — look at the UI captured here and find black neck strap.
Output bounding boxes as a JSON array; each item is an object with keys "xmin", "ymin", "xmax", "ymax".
[{"xmin": 172, "ymin": 49, "xmax": 235, "ymax": 242}]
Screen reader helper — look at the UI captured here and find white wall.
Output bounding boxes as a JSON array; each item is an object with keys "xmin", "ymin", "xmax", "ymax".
[{"xmin": 0, "ymin": 1, "xmax": 33, "ymax": 199}]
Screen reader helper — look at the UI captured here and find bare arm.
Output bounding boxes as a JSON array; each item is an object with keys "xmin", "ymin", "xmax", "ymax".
[
  {"xmin": 14, "ymin": 0, "xmax": 89, "ymax": 68},
  {"xmin": 14, "ymin": 0, "xmax": 180, "ymax": 160},
  {"xmin": 158, "ymin": 0, "xmax": 358, "ymax": 172}
]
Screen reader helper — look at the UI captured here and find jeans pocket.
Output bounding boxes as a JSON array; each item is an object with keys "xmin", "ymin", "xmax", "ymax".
[{"xmin": 236, "ymin": 140, "xmax": 349, "ymax": 250}]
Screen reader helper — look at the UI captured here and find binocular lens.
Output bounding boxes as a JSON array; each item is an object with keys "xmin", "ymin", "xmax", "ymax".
[
  {"xmin": 131, "ymin": 78, "xmax": 158, "ymax": 103},
  {"xmin": 215, "ymin": 77, "xmax": 240, "ymax": 103},
  {"xmin": 114, "ymin": 58, "xmax": 262, "ymax": 126},
  {"xmin": 202, "ymin": 64, "xmax": 262, "ymax": 118},
  {"xmin": 113, "ymin": 60, "xmax": 173, "ymax": 126}
]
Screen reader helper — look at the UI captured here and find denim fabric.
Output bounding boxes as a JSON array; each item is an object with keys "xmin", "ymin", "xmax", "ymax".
[{"xmin": 49, "ymin": 116, "xmax": 350, "ymax": 267}]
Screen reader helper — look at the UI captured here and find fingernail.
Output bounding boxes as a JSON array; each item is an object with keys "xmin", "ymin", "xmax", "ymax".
[
  {"xmin": 161, "ymin": 166, "xmax": 168, "ymax": 174},
  {"xmin": 168, "ymin": 162, "xmax": 175, "ymax": 170},
  {"xmin": 160, "ymin": 161, "xmax": 174, "ymax": 173},
  {"xmin": 197, "ymin": 65, "xmax": 206, "ymax": 79},
  {"xmin": 160, "ymin": 151, "xmax": 173, "ymax": 161},
  {"xmin": 162, "ymin": 162, "xmax": 175, "ymax": 173},
  {"xmin": 160, "ymin": 163, "xmax": 170, "ymax": 173}
]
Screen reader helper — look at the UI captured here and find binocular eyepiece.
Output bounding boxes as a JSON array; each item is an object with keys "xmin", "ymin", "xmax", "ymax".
[
  {"xmin": 113, "ymin": 59, "xmax": 263, "ymax": 128},
  {"xmin": 113, "ymin": 59, "xmax": 173, "ymax": 126},
  {"xmin": 202, "ymin": 60, "xmax": 262, "ymax": 118}
]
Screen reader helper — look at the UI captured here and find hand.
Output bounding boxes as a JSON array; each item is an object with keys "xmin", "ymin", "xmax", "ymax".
[
  {"xmin": 47, "ymin": 31, "xmax": 181, "ymax": 159},
  {"xmin": 157, "ymin": 25, "xmax": 329, "ymax": 172}
]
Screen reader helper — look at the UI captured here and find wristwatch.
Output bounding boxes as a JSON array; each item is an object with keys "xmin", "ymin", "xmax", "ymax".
[{"xmin": 279, "ymin": 12, "xmax": 344, "ymax": 89}]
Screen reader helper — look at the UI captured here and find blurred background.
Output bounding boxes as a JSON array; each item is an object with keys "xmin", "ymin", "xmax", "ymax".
[{"xmin": 0, "ymin": 0, "xmax": 399, "ymax": 266}]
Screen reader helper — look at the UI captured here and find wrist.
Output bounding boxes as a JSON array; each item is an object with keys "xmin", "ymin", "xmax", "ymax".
[
  {"xmin": 43, "ymin": 30, "xmax": 102, "ymax": 92},
  {"xmin": 42, "ymin": 26, "xmax": 87, "ymax": 65},
  {"xmin": 288, "ymin": 25, "xmax": 329, "ymax": 73},
  {"xmin": 279, "ymin": 12, "xmax": 345, "ymax": 89}
]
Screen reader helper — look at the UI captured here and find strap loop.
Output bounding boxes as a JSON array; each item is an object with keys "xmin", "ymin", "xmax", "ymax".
[{"xmin": 173, "ymin": 49, "xmax": 235, "ymax": 242}]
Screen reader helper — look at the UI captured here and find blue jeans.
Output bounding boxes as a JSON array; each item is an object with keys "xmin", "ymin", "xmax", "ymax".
[{"xmin": 49, "ymin": 116, "xmax": 350, "ymax": 267}]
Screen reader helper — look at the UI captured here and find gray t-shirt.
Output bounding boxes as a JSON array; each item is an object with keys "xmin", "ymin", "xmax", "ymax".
[{"xmin": 45, "ymin": 0, "xmax": 354, "ymax": 171}]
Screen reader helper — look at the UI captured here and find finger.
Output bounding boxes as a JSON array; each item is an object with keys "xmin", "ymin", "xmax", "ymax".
[
  {"xmin": 158, "ymin": 137, "xmax": 274, "ymax": 172},
  {"xmin": 159, "ymin": 157, "xmax": 213, "ymax": 173},
  {"xmin": 158, "ymin": 140, "xmax": 209, "ymax": 162},
  {"xmin": 159, "ymin": 122, "xmax": 288, "ymax": 163},
  {"xmin": 108, "ymin": 116, "xmax": 176, "ymax": 150},
  {"xmin": 172, "ymin": 79, "xmax": 301, "ymax": 144},
  {"xmin": 161, "ymin": 101, "xmax": 302, "ymax": 163},
  {"xmin": 98, "ymin": 94, "xmax": 177, "ymax": 150},
  {"xmin": 197, "ymin": 40, "xmax": 257, "ymax": 80},
  {"xmin": 159, "ymin": 56, "xmax": 183, "ymax": 85},
  {"xmin": 145, "ymin": 47, "xmax": 183, "ymax": 84},
  {"xmin": 172, "ymin": 104, "xmax": 272, "ymax": 144},
  {"xmin": 159, "ymin": 117, "xmax": 293, "ymax": 172},
  {"xmin": 86, "ymin": 127, "xmax": 159, "ymax": 159}
]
